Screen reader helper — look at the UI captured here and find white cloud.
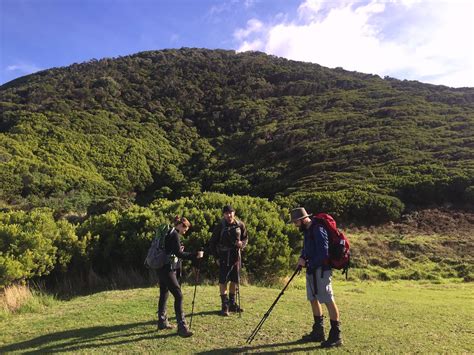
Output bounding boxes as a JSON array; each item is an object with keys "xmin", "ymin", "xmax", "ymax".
[
  {"xmin": 6, "ymin": 63, "xmax": 42, "ymax": 75},
  {"xmin": 234, "ymin": 0, "xmax": 474, "ymax": 87},
  {"xmin": 297, "ymin": 0, "xmax": 323, "ymax": 21},
  {"xmin": 238, "ymin": 39, "xmax": 265, "ymax": 52},
  {"xmin": 243, "ymin": 0, "xmax": 256, "ymax": 9},
  {"xmin": 234, "ymin": 18, "xmax": 264, "ymax": 41},
  {"xmin": 209, "ymin": 0, "xmax": 240, "ymax": 16}
]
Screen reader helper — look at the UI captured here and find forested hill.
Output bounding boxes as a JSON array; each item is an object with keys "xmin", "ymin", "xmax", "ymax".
[{"xmin": 1, "ymin": 48, "xmax": 473, "ymax": 218}]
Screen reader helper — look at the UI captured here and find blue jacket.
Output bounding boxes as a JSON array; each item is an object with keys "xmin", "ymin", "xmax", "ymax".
[{"xmin": 300, "ymin": 219, "xmax": 330, "ymax": 272}]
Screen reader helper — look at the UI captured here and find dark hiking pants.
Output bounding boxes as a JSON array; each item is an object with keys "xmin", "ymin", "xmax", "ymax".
[{"xmin": 158, "ymin": 267, "xmax": 184, "ymax": 322}]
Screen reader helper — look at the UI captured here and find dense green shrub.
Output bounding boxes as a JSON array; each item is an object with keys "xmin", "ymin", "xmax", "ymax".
[
  {"xmin": 397, "ymin": 174, "xmax": 473, "ymax": 207},
  {"xmin": 275, "ymin": 190, "xmax": 404, "ymax": 225},
  {"xmin": 76, "ymin": 192, "xmax": 296, "ymax": 281},
  {"xmin": 0, "ymin": 209, "xmax": 86, "ymax": 287},
  {"xmin": 150, "ymin": 193, "xmax": 297, "ymax": 281}
]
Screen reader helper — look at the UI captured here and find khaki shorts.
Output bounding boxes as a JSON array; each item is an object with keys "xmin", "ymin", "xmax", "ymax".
[{"xmin": 306, "ymin": 268, "xmax": 334, "ymax": 304}]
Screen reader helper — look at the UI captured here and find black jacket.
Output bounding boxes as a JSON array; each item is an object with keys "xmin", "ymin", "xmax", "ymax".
[
  {"xmin": 209, "ymin": 218, "xmax": 248, "ymax": 257},
  {"xmin": 163, "ymin": 228, "xmax": 195, "ymax": 270}
]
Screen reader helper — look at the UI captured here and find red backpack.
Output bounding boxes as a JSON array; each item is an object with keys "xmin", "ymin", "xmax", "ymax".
[{"xmin": 313, "ymin": 213, "xmax": 351, "ymax": 278}]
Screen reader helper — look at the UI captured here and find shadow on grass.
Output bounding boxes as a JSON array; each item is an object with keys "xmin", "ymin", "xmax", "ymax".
[
  {"xmin": 197, "ymin": 339, "xmax": 323, "ymax": 354},
  {"xmin": 191, "ymin": 310, "xmax": 222, "ymax": 317},
  {"xmin": 0, "ymin": 320, "xmax": 173, "ymax": 353}
]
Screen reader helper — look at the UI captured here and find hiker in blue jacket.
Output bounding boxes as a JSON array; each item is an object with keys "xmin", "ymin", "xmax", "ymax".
[{"xmin": 291, "ymin": 207, "xmax": 343, "ymax": 348}]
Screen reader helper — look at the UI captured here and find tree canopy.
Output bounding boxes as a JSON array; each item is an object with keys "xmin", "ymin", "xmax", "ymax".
[
  {"xmin": 1, "ymin": 48, "xmax": 473, "ymax": 215},
  {"xmin": 1, "ymin": 49, "xmax": 473, "ymax": 287}
]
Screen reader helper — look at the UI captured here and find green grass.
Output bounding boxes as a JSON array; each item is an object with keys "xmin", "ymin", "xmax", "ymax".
[{"xmin": 1, "ymin": 279, "xmax": 473, "ymax": 353}]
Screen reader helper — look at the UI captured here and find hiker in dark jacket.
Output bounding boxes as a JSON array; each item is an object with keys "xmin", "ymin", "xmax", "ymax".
[
  {"xmin": 209, "ymin": 205, "xmax": 247, "ymax": 316},
  {"xmin": 157, "ymin": 216, "xmax": 203, "ymax": 337},
  {"xmin": 291, "ymin": 207, "xmax": 343, "ymax": 348}
]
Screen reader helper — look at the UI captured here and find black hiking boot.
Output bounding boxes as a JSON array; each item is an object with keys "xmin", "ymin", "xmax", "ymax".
[
  {"xmin": 321, "ymin": 320, "xmax": 342, "ymax": 348},
  {"xmin": 229, "ymin": 303, "xmax": 244, "ymax": 312},
  {"xmin": 157, "ymin": 312, "xmax": 174, "ymax": 330},
  {"xmin": 301, "ymin": 316, "xmax": 325, "ymax": 342},
  {"xmin": 176, "ymin": 313, "xmax": 193, "ymax": 337},
  {"xmin": 229, "ymin": 293, "xmax": 244, "ymax": 313},
  {"xmin": 177, "ymin": 322, "xmax": 193, "ymax": 337},
  {"xmin": 220, "ymin": 294, "xmax": 230, "ymax": 316}
]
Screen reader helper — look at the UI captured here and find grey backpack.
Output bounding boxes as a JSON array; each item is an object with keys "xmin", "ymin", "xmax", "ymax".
[{"xmin": 144, "ymin": 225, "xmax": 173, "ymax": 269}]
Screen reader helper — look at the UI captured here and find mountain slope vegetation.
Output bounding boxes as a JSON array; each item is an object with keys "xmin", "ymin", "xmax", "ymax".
[
  {"xmin": 1, "ymin": 48, "xmax": 473, "ymax": 214},
  {"xmin": 1, "ymin": 48, "xmax": 473, "ymax": 287}
]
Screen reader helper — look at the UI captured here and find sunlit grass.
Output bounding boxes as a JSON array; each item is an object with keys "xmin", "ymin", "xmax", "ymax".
[{"xmin": 0, "ymin": 280, "xmax": 472, "ymax": 353}]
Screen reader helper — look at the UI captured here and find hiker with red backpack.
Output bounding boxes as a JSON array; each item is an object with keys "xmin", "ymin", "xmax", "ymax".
[{"xmin": 291, "ymin": 207, "xmax": 348, "ymax": 348}]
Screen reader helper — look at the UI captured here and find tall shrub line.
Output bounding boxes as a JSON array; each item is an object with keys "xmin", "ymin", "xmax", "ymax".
[{"xmin": 0, "ymin": 189, "xmax": 449, "ymax": 288}]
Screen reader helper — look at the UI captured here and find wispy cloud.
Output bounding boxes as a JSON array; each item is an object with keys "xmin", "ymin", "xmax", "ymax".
[
  {"xmin": 243, "ymin": 0, "xmax": 256, "ymax": 9},
  {"xmin": 6, "ymin": 63, "xmax": 42, "ymax": 75},
  {"xmin": 234, "ymin": 0, "xmax": 474, "ymax": 87},
  {"xmin": 208, "ymin": 0, "xmax": 240, "ymax": 17},
  {"xmin": 234, "ymin": 19, "xmax": 264, "ymax": 41},
  {"xmin": 170, "ymin": 34, "xmax": 180, "ymax": 44}
]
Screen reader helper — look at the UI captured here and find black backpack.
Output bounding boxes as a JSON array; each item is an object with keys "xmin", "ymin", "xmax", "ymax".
[{"xmin": 219, "ymin": 219, "xmax": 243, "ymax": 248}]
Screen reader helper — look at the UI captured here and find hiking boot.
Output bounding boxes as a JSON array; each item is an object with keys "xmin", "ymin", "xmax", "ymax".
[
  {"xmin": 177, "ymin": 322, "xmax": 193, "ymax": 338},
  {"xmin": 229, "ymin": 293, "xmax": 244, "ymax": 313},
  {"xmin": 157, "ymin": 312, "xmax": 174, "ymax": 330},
  {"xmin": 301, "ymin": 316, "xmax": 325, "ymax": 342},
  {"xmin": 229, "ymin": 303, "xmax": 244, "ymax": 312},
  {"xmin": 158, "ymin": 318, "xmax": 174, "ymax": 330},
  {"xmin": 301, "ymin": 329, "xmax": 325, "ymax": 342},
  {"xmin": 220, "ymin": 294, "xmax": 230, "ymax": 316},
  {"xmin": 176, "ymin": 313, "xmax": 193, "ymax": 338},
  {"xmin": 320, "ymin": 335, "xmax": 343, "ymax": 348},
  {"xmin": 320, "ymin": 320, "xmax": 342, "ymax": 348}
]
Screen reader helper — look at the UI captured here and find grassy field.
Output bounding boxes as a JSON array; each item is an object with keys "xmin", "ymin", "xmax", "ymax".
[{"xmin": 1, "ymin": 277, "xmax": 473, "ymax": 354}]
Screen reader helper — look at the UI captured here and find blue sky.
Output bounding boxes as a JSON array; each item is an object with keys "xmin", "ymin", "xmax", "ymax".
[{"xmin": 1, "ymin": 0, "xmax": 473, "ymax": 87}]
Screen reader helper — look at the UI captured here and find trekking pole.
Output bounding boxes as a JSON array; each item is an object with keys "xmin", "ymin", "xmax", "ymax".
[
  {"xmin": 189, "ymin": 249, "xmax": 203, "ymax": 330},
  {"xmin": 237, "ymin": 248, "xmax": 242, "ymax": 318},
  {"xmin": 246, "ymin": 265, "xmax": 302, "ymax": 344}
]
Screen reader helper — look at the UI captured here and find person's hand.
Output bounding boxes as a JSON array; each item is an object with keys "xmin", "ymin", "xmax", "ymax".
[
  {"xmin": 196, "ymin": 250, "xmax": 204, "ymax": 259},
  {"xmin": 297, "ymin": 257, "xmax": 306, "ymax": 268},
  {"xmin": 235, "ymin": 240, "xmax": 243, "ymax": 249}
]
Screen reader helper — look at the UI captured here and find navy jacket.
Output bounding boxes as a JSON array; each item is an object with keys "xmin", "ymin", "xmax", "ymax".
[{"xmin": 300, "ymin": 219, "xmax": 330, "ymax": 272}]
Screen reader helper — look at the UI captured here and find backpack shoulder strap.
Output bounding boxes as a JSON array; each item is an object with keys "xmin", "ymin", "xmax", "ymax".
[
  {"xmin": 235, "ymin": 218, "xmax": 243, "ymax": 227},
  {"xmin": 157, "ymin": 225, "xmax": 174, "ymax": 250},
  {"xmin": 308, "ymin": 216, "xmax": 319, "ymax": 235},
  {"xmin": 220, "ymin": 219, "xmax": 227, "ymax": 238}
]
